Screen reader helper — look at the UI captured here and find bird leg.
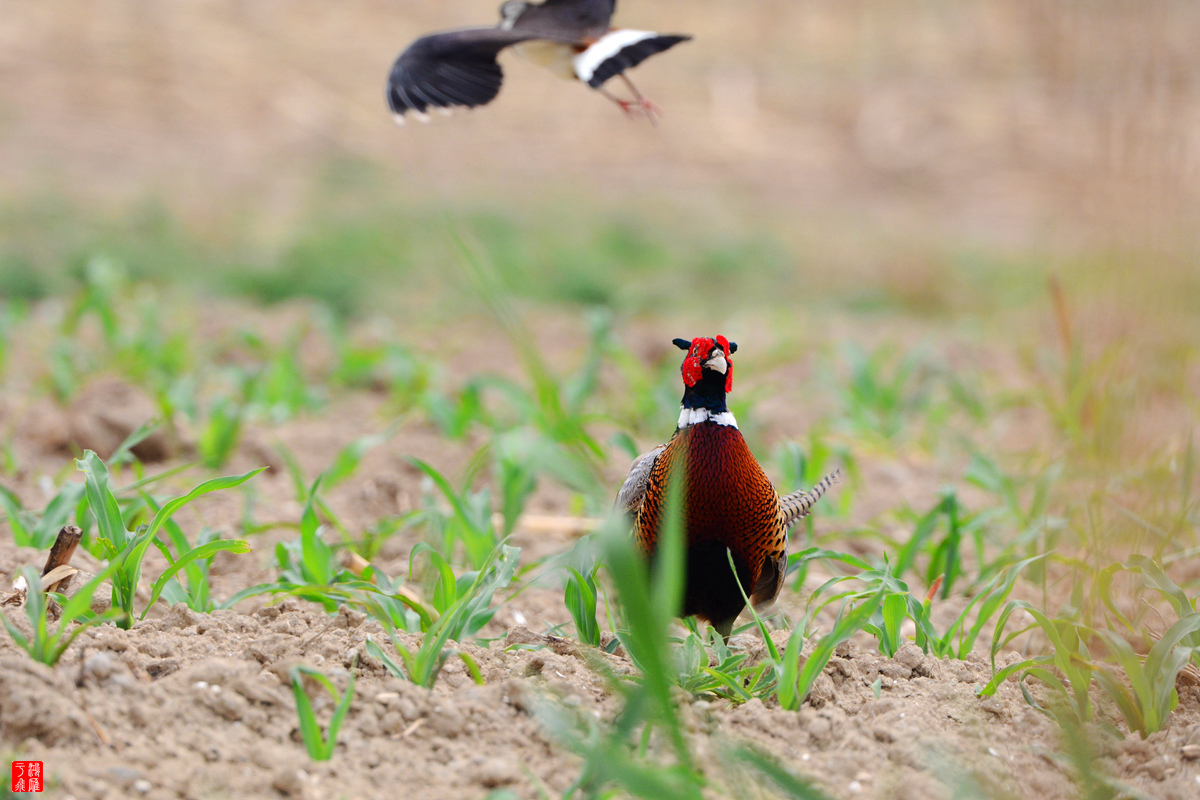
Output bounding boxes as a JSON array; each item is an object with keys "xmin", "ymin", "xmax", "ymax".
[
  {"xmin": 597, "ymin": 86, "xmax": 642, "ymax": 118},
  {"xmin": 597, "ymin": 76, "xmax": 661, "ymax": 123},
  {"xmin": 620, "ymin": 74, "xmax": 661, "ymax": 123}
]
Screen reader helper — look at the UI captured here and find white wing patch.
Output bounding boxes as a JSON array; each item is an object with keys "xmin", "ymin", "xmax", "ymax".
[{"xmin": 573, "ymin": 30, "xmax": 657, "ymax": 83}]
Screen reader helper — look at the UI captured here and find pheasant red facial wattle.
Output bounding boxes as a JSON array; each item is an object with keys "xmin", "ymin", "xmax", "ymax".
[{"xmin": 678, "ymin": 335, "xmax": 734, "ymax": 392}]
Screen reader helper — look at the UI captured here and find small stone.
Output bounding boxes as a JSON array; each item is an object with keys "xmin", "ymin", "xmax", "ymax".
[
  {"xmin": 107, "ymin": 767, "xmax": 142, "ymax": 786},
  {"xmin": 133, "ymin": 779, "xmax": 151, "ymax": 794},
  {"xmin": 146, "ymin": 659, "xmax": 180, "ymax": 679},
  {"xmin": 374, "ymin": 692, "xmax": 400, "ymax": 706},
  {"xmin": 848, "ymin": 780, "xmax": 863, "ymax": 793},
  {"xmin": 272, "ymin": 769, "xmax": 306, "ymax": 797},
  {"xmin": 894, "ymin": 644, "xmax": 923, "ymax": 672},
  {"xmin": 163, "ymin": 605, "xmax": 199, "ymax": 629},
  {"xmin": 84, "ymin": 653, "xmax": 115, "ymax": 681},
  {"xmin": 807, "ymin": 715, "xmax": 833, "ymax": 745},
  {"xmin": 211, "ymin": 691, "xmax": 248, "ymax": 721},
  {"xmin": 428, "ymin": 706, "xmax": 465, "ymax": 738},
  {"xmin": 475, "ymin": 757, "xmax": 519, "ymax": 788},
  {"xmin": 1181, "ymin": 744, "xmax": 1200, "ymax": 760}
]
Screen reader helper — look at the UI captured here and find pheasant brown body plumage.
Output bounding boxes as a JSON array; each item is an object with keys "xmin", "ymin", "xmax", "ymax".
[{"xmin": 617, "ymin": 336, "xmax": 839, "ymax": 638}]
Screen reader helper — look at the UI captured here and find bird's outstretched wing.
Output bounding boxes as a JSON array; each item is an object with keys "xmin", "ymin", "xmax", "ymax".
[
  {"xmin": 387, "ymin": 27, "xmax": 546, "ymax": 118},
  {"xmin": 575, "ymin": 32, "xmax": 691, "ymax": 88},
  {"xmin": 508, "ymin": 0, "xmax": 617, "ymax": 38},
  {"xmin": 615, "ymin": 443, "xmax": 667, "ymax": 516}
]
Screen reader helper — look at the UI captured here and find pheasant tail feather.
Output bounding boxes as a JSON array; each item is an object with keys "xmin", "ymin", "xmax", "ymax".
[{"xmin": 779, "ymin": 469, "xmax": 842, "ymax": 528}]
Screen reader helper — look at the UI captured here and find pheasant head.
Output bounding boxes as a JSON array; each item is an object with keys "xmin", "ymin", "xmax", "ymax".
[{"xmin": 672, "ymin": 336, "xmax": 737, "ymax": 424}]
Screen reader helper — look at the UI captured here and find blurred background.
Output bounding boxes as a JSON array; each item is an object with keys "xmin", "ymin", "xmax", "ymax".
[{"xmin": 2, "ymin": 0, "xmax": 1197, "ymax": 321}]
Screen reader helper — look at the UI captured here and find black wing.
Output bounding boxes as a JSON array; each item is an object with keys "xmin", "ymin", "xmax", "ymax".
[
  {"xmin": 582, "ymin": 34, "xmax": 691, "ymax": 89},
  {"xmin": 510, "ymin": 0, "xmax": 616, "ymax": 39},
  {"xmin": 386, "ymin": 28, "xmax": 541, "ymax": 118}
]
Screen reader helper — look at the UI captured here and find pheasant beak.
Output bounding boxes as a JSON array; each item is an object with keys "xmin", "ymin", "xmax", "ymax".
[{"xmin": 705, "ymin": 350, "xmax": 728, "ymax": 374}]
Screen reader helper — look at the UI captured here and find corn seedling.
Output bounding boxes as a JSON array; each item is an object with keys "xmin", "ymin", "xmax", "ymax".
[
  {"xmin": 2, "ymin": 562, "xmax": 127, "ymax": 665},
  {"xmin": 289, "ymin": 663, "xmax": 356, "ymax": 761},
  {"xmin": 544, "ymin": 475, "xmax": 704, "ymax": 800},
  {"xmin": 1091, "ymin": 613, "xmax": 1200, "ymax": 736},
  {"xmin": 980, "ymin": 601, "xmax": 1096, "ymax": 724},
  {"xmin": 222, "ymin": 478, "xmax": 360, "ymax": 611},
  {"xmin": 734, "ymin": 549, "xmax": 886, "ymax": 708},
  {"xmin": 197, "ymin": 397, "xmax": 244, "ymax": 469},
  {"xmin": 833, "ymin": 343, "xmax": 936, "ymax": 445},
  {"xmin": 410, "ymin": 457, "xmax": 501, "ymax": 570},
  {"xmin": 363, "ymin": 542, "xmax": 517, "ymax": 686},
  {"xmin": 0, "ymin": 481, "xmax": 85, "ymax": 550},
  {"xmin": 920, "ymin": 554, "xmax": 1046, "ymax": 660},
  {"xmin": 563, "ymin": 564, "xmax": 602, "ymax": 648},
  {"xmin": 151, "ymin": 523, "xmax": 223, "ymax": 613},
  {"xmin": 404, "ymin": 541, "xmax": 521, "ymax": 639},
  {"xmin": 77, "ymin": 450, "xmax": 261, "ymax": 627},
  {"xmin": 893, "ymin": 488, "xmax": 970, "ymax": 598}
]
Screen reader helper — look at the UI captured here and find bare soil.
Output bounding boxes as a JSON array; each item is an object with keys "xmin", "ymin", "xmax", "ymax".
[{"xmin": 2, "ymin": 321, "xmax": 1199, "ymax": 800}]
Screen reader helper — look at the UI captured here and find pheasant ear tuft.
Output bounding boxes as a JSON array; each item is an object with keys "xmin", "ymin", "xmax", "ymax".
[
  {"xmin": 728, "ymin": 341, "xmax": 738, "ymax": 354},
  {"xmin": 672, "ymin": 338, "xmax": 691, "ymax": 350}
]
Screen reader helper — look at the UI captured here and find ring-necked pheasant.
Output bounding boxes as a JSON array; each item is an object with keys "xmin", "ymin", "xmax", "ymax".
[
  {"xmin": 386, "ymin": 0, "xmax": 690, "ymax": 124},
  {"xmin": 616, "ymin": 336, "xmax": 840, "ymax": 639}
]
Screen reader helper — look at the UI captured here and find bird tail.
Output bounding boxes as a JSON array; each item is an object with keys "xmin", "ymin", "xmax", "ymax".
[{"xmin": 779, "ymin": 469, "xmax": 841, "ymax": 528}]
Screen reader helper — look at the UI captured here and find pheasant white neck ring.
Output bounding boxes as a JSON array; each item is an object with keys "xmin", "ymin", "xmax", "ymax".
[{"xmin": 678, "ymin": 408, "xmax": 738, "ymax": 428}]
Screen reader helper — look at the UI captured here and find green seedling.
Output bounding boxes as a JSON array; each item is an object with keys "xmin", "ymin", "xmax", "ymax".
[
  {"xmin": 1098, "ymin": 555, "xmax": 1200, "ymax": 662},
  {"xmin": 675, "ymin": 624, "xmax": 772, "ymax": 703},
  {"xmin": 77, "ymin": 450, "xmax": 260, "ymax": 627},
  {"xmin": 404, "ymin": 542, "xmax": 520, "ymax": 639},
  {"xmin": 236, "ymin": 328, "xmax": 326, "ymax": 423},
  {"xmin": 833, "ymin": 342, "xmax": 936, "ymax": 444},
  {"xmin": 289, "ymin": 664, "xmax": 356, "ymax": 760},
  {"xmin": 732, "ymin": 549, "xmax": 885, "ymax": 709},
  {"xmin": 542, "ymin": 471, "xmax": 705, "ymax": 800},
  {"xmin": 893, "ymin": 488, "xmax": 969, "ymax": 598},
  {"xmin": 725, "ymin": 746, "xmax": 835, "ymax": 800},
  {"xmin": 1, "ymin": 482, "xmax": 85, "ymax": 550},
  {"xmin": 365, "ymin": 626, "xmax": 483, "ymax": 689},
  {"xmin": 422, "ymin": 382, "xmax": 488, "ymax": 440},
  {"xmin": 563, "ymin": 564, "xmax": 602, "ymax": 648},
  {"xmin": 980, "ymin": 601, "xmax": 1096, "ymax": 725},
  {"xmin": 197, "ymin": 397, "xmax": 244, "ymax": 469},
  {"xmin": 2, "ymin": 563, "xmax": 127, "ymax": 665},
  {"xmin": 920, "ymin": 554, "xmax": 1046, "ymax": 660},
  {"xmin": 363, "ymin": 542, "xmax": 517, "ymax": 686},
  {"xmin": 1091, "ymin": 613, "xmax": 1200, "ymax": 736},
  {"xmin": 222, "ymin": 477, "xmax": 361, "ymax": 611},
  {"xmin": 322, "ymin": 421, "xmax": 404, "ymax": 489},
  {"xmin": 152, "ymin": 524, "xmax": 223, "ymax": 613},
  {"xmin": 410, "ymin": 457, "xmax": 501, "ymax": 570}
]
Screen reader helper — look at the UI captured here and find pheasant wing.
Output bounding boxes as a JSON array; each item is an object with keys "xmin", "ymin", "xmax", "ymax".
[{"xmin": 615, "ymin": 443, "xmax": 667, "ymax": 515}]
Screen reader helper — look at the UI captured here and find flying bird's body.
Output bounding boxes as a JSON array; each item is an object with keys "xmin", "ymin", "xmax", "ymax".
[
  {"xmin": 386, "ymin": 0, "xmax": 690, "ymax": 123},
  {"xmin": 617, "ymin": 337, "xmax": 840, "ymax": 639}
]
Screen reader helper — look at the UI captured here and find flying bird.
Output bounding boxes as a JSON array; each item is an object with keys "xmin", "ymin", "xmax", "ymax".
[
  {"xmin": 617, "ymin": 336, "xmax": 841, "ymax": 639},
  {"xmin": 386, "ymin": 0, "xmax": 691, "ymax": 123}
]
